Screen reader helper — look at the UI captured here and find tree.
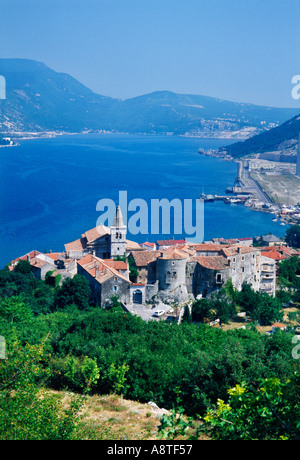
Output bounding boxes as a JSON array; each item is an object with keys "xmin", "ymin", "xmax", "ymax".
[
  {"xmin": 252, "ymin": 293, "xmax": 283, "ymax": 326},
  {"xmin": 127, "ymin": 254, "xmax": 139, "ymax": 283},
  {"xmin": 285, "ymin": 225, "xmax": 300, "ymax": 248},
  {"xmin": 65, "ymin": 356, "xmax": 100, "ymax": 394},
  {"xmin": 0, "ymin": 296, "xmax": 33, "ymax": 323},
  {"xmin": 54, "ymin": 275, "xmax": 91, "ymax": 311},
  {"xmin": 102, "ymin": 362, "xmax": 130, "ymax": 396},
  {"xmin": 191, "ymin": 299, "xmax": 212, "ymax": 323},
  {"xmin": 236, "ymin": 283, "xmax": 259, "ymax": 317},
  {"xmin": 200, "ymin": 376, "xmax": 300, "ymax": 440},
  {"xmin": 157, "ymin": 388, "xmax": 194, "ymax": 440},
  {"xmin": 181, "ymin": 305, "xmax": 192, "ymax": 324},
  {"xmin": 14, "ymin": 260, "xmax": 32, "ymax": 275},
  {"xmin": 0, "ymin": 340, "xmax": 83, "ymax": 440},
  {"xmin": 210, "ymin": 290, "xmax": 236, "ymax": 326}
]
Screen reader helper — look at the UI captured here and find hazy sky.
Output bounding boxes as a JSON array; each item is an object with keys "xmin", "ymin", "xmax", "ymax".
[{"xmin": 1, "ymin": 0, "xmax": 300, "ymax": 107}]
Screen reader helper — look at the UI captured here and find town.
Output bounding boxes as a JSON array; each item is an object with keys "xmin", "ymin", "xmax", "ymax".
[{"xmin": 8, "ymin": 205, "xmax": 299, "ymax": 326}]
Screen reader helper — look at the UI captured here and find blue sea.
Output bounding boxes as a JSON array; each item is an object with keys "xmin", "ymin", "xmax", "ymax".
[{"xmin": 0, "ymin": 133, "xmax": 286, "ymax": 268}]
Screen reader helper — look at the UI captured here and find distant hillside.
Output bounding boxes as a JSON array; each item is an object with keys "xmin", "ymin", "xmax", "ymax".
[
  {"xmin": 116, "ymin": 90, "xmax": 299, "ymax": 136},
  {"xmin": 218, "ymin": 113, "xmax": 300, "ymax": 162},
  {"xmin": 0, "ymin": 59, "xmax": 299, "ymax": 137},
  {"xmin": 0, "ymin": 59, "xmax": 118, "ymax": 133}
]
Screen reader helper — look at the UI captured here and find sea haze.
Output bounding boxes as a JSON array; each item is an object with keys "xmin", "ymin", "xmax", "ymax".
[{"xmin": 0, "ymin": 134, "xmax": 286, "ymax": 267}]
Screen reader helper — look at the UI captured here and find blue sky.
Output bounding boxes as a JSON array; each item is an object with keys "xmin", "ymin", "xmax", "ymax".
[{"xmin": 1, "ymin": 0, "xmax": 299, "ymax": 107}]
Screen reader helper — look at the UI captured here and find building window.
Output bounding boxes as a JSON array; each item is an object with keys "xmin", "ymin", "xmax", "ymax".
[
  {"xmin": 113, "ymin": 286, "xmax": 118, "ymax": 292},
  {"xmin": 216, "ymin": 273, "xmax": 222, "ymax": 284}
]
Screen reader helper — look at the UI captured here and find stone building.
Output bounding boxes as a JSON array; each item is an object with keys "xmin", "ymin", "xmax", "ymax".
[
  {"xmin": 64, "ymin": 206, "xmax": 141, "ymax": 260},
  {"xmin": 129, "ymin": 242, "xmax": 275, "ymax": 303},
  {"xmin": 77, "ymin": 253, "xmax": 132, "ymax": 307}
]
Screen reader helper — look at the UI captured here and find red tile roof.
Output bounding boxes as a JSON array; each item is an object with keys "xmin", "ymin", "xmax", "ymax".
[
  {"xmin": 83, "ymin": 225, "xmax": 110, "ymax": 243},
  {"xmin": 261, "ymin": 251, "xmax": 286, "ymax": 261},
  {"xmin": 195, "ymin": 256, "xmax": 229, "ymax": 271},
  {"xmin": 156, "ymin": 239, "xmax": 186, "ymax": 247},
  {"xmin": 103, "ymin": 259, "xmax": 128, "ymax": 271},
  {"xmin": 78, "ymin": 255, "xmax": 131, "ymax": 285},
  {"xmin": 130, "ymin": 250, "xmax": 161, "ymax": 267},
  {"xmin": 10, "ymin": 250, "xmax": 42, "ymax": 266}
]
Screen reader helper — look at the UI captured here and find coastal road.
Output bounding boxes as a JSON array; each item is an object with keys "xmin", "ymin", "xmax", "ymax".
[{"xmin": 239, "ymin": 161, "xmax": 273, "ymax": 204}]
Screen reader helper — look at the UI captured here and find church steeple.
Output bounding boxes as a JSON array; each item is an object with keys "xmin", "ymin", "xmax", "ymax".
[
  {"xmin": 110, "ymin": 205, "xmax": 127, "ymax": 258},
  {"xmin": 112, "ymin": 205, "xmax": 125, "ymax": 228}
]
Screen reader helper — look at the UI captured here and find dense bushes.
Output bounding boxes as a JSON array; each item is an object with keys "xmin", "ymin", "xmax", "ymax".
[{"xmin": 0, "ymin": 263, "xmax": 299, "ymax": 422}]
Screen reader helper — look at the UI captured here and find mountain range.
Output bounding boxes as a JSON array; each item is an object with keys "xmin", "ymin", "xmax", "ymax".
[
  {"xmin": 218, "ymin": 113, "xmax": 300, "ymax": 162},
  {"xmin": 0, "ymin": 58, "xmax": 299, "ymax": 138}
]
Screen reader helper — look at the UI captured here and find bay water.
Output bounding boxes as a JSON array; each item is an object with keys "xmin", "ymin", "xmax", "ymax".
[{"xmin": 0, "ymin": 133, "xmax": 286, "ymax": 267}]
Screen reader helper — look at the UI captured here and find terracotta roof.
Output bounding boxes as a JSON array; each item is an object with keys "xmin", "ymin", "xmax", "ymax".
[
  {"xmin": 10, "ymin": 250, "xmax": 42, "ymax": 266},
  {"xmin": 78, "ymin": 255, "xmax": 131, "ymax": 285},
  {"xmin": 156, "ymin": 239, "xmax": 186, "ymax": 247},
  {"xmin": 261, "ymin": 251, "xmax": 286, "ymax": 261},
  {"xmin": 176, "ymin": 245, "xmax": 196, "ymax": 256},
  {"xmin": 30, "ymin": 257, "xmax": 48, "ymax": 269},
  {"xmin": 126, "ymin": 239, "xmax": 142, "ymax": 250},
  {"xmin": 65, "ymin": 237, "xmax": 86, "ymax": 252},
  {"xmin": 130, "ymin": 250, "xmax": 161, "ymax": 267},
  {"xmin": 191, "ymin": 244, "xmax": 226, "ymax": 253},
  {"xmin": 159, "ymin": 248, "xmax": 189, "ymax": 260},
  {"xmin": 44, "ymin": 252, "xmax": 64, "ymax": 261},
  {"xmin": 102, "ymin": 259, "xmax": 128, "ymax": 271},
  {"xmin": 83, "ymin": 225, "xmax": 110, "ymax": 243},
  {"xmin": 222, "ymin": 246, "xmax": 259, "ymax": 257},
  {"xmin": 195, "ymin": 256, "xmax": 229, "ymax": 271}
]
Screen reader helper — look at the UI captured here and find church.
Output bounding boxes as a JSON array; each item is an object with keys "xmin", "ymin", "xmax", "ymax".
[{"xmin": 64, "ymin": 205, "xmax": 141, "ymax": 260}]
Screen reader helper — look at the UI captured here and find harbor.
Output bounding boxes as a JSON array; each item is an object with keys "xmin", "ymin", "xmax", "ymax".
[{"xmin": 200, "ymin": 159, "xmax": 300, "ymax": 226}]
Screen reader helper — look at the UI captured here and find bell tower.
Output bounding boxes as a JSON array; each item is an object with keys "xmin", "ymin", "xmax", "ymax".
[{"xmin": 110, "ymin": 205, "xmax": 127, "ymax": 258}]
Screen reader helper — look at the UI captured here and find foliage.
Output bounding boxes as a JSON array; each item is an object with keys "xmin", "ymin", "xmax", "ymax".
[
  {"xmin": 14, "ymin": 260, "xmax": 32, "ymax": 275},
  {"xmin": 157, "ymin": 388, "xmax": 194, "ymax": 440},
  {"xmin": 285, "ymin": 225, "xmax": 300, "ymax": 249},
  {"xmin": 181, "ymin": 305, "xmax": 192, "ymax": 324},
  {"xmin": 191, "ymin": 298, "xmax": 212, "ymax": 323},
  {"xmin": 200, "ymin": 375, "xmax": 300, "ymax": 440},
  {"xmin": 236, "ymin": 283, "xmax": 283, "ymax": 325},
  {"xmin": 65, "ymin": 355, "xmax": 100, "ymax": 394},
  {"xmin": 54, "ymin": 275, "xmax": 91, "ymax": 311},
  {"xmin": 102, "ymin": 362, "xmax": 130, "ymax": 395},
  {"xmin": 209, "ymin": 290, "xmax": 236, "ymax": 326},
  {"xmin": 0, "ymin": 296, "xmax": 33, "ymax": 324},
  {"xmin": 127, "ymin": 254, "xmax": 139, "ymax": 283},
  {"xmin": 0, "ymin": 340, "xmax": 84, "ymax": 440},
  {"xmin": 0, "ymin": 261, "xmax": 299, "ymax": 439}
]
